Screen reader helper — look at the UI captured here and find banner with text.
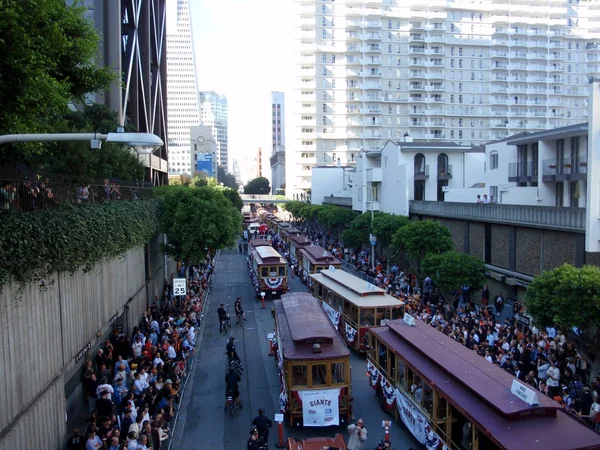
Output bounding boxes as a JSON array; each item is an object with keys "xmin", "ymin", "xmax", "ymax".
[
  {"xmin": 395, "ymin": 389, "xmax": 449, "ymax": 450},
  {"xmin": 322, "ymin": 302, "xmax": 340, "ymax": 327},
  {"xmin": 299, "ymin": 388, "xmax": 340, "ymax": 427}
]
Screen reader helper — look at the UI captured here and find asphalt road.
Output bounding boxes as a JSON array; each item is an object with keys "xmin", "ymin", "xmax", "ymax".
[{"xmin": 172, "ymin": 247, "xmax": 422, "ymax": 450}]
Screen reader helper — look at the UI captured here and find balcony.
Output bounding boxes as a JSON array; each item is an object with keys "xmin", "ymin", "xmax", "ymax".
[
  {"xmin": 508, "ymin": 161, "xmax": 539, "ymax": 182},
  {"xmin": 414, "ymin": 164, "xmax": 429, "ymax": 180},
  {"xmin": 437, "ymin": 164, "xmax": 452, "ymax": 180},
  {"xmin": 366, "ymin": 168, "xmax": 383, "ymax": 182},
  {"xmin": 409, "ymin": 201, "xmax": 585, "ymax": 232},
  {"xmin": 542, "ymin": 156, "xmax": 588, "ymax": 182},
  {"xmin": 323, "ymin": 196, "xmax": 352, "ymax": 208}
]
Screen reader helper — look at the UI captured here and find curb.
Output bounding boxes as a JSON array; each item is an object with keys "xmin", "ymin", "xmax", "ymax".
[{"xmin": 168, "ymin": 250, "xmax": 220, "ymax": 449}]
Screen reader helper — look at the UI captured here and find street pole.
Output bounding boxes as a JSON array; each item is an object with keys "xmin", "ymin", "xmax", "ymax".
[{"xmin": 370, "ymin": 186, "xmax": 375, "ymax": 271}]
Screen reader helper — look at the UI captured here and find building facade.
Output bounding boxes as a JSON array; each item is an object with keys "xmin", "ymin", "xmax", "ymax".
[
  {"xmin": 199, "ymin": 91, "xmax": 229, "ymax": 170},
  {"xmin": 290, "ymin": 0, "xmax": 600, "ymax": 196},
  {"xmin": 166, "ymin": 0, "xmax": 200, "ymax": 175},
  {"xmin": 190, "ymin": 125, "xmax": 218, "ymax": 177},
  {"xmin": 351, "ymin": 139, "xmax": 485, "ymax": 216},
  {"xmin": 271, "ymin": 91, "xmax": 286, "ymax": 194},
  {"xmin": 446, "ymin": 123, "xmax": 590, "ymax": 207},
  {"xmin": 83, "ymin": 0, "xmax": 169, "ymax": 185}
]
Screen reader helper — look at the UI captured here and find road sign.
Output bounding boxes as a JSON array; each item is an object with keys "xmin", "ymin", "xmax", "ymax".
[
  {"xmin": 173, "ymin": 278, "xmax": 187, "ymax": 296},
  {"xmin": 370, "ymin": 234, "xmax": 377, "ymax": 246}
]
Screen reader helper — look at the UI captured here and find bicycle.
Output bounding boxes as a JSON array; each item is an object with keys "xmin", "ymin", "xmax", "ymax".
[
  {"xmin": 236, "ymin": 310, "xmax": 244, "ymax": 326},
  {"xmin": 230, "ymin": 358, "xmax": 244, "ymax": 377},
  {"xmin": 221, "ymin": 313, "xmax": 230, "ymax": 333},
  {"xmin": 226, "ymin": 393, "xmax": 237, "ymax": 417}
]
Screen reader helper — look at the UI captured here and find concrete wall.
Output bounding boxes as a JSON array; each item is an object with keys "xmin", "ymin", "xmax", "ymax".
[
  {"xmin": 0, "ymin": 237, "xmax": 169, "ymax": 450},
  {"xmin": 311, "ymin": 166, "xmax": 353, "ymax": 205}
]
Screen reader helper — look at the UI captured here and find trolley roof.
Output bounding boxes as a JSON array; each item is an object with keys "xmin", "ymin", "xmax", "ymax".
[
  {"xmin": 300, "ymin": 245, "xmax": 341, "ymax": 266},
  {"xmin": 253, "ymin": 246, "xmax": 286, "ymax": 265},
  {"xmin": 275, "ymin": 293, "xmax": 349, "ymax": 361},
  {"xmin": 288, "ymin": 235, "xmax": 312, "ymax": 247},
  {"xmin": 249, "ymin": 238, "xmax": 270, "ymax": 248},
  {"xmin": 371, "ymin": 319, "xmax": 600, "ymax": 450},
  {"xmin": 310, "ymin": 271, "xmax": 404, "ymax": 308}
]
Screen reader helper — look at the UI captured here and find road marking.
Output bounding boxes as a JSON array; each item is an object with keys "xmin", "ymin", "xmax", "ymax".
[{"xmin": 247, "ymin": 327, "xmax": 256, "ymax": 330}]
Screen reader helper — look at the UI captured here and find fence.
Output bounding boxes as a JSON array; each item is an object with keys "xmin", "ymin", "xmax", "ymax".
[
  {"xmin": 341, "ymin": 259, "xmax": 376, "ymax": 285},
  {"xmin": 0, "ymin": 165, "xmax": 154, "ymax": 211}
]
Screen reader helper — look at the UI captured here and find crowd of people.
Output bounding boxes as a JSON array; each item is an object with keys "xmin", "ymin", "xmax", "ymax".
[
  {"xmin": 1, "ymin": 175, "xmax": 148, "ymax": 211},
  {"xmin": 286, "ymin": 220, "xmax": 600, "ymax": 431},
  {"xmin": 66, "ymin": 260, "xmax": 213, "ymax": 450}
]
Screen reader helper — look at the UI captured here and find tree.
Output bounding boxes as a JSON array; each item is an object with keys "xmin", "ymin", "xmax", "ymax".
[
  {"xmin": 220, "ymin": 188, "xmax": 243, "ymax": 211},
  {"xmin": 0, "ymin": 0, "xmax": 114, "ymax": 156},
  {"xmin": 217, "ymin": 166, "xmax": 238, "ymax": 190},
  {"xmin": 524, "ymin": 264, "xmax": 600, "ymax": 380},
  {"xmin": 372, "ymin": 213, "xmax": 409, "ymax": 264},
  {"xmin": 421, "ymin": 251, "xmax": 486, "ymax": 302},
  {"xmin": 244, "ymin": 177, "xmax": 270, "ymax": 195},
  {"xmin": 282, "ymin": 201, "xmax": 307, "ymax": 220},
  {"xmin": 392, "ymin": 221, "xmax": 454, "ymax": 276},
  {"xmin": 341, "ymin": 212, "xmax": 372, "ymax": 249},
  {"xmin": 317, "ymin": 205, "xmax": 358, "ymax": 238},
  {"xmin": 27, "ymin": 105, "xmax": 146, "ymax": 183},
  {"xmin": 155, "ymin": 184, "xmax": 242, "ymax": 263}
]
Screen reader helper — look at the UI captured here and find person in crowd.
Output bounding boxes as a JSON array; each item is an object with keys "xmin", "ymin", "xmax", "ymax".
[
  {"xmin": 251, "ymin": 408, "xmax": 273, "ymax": 445},
  {"xmin": 347, "ymin": 418, "xmax": 367, "ymax": 450}
]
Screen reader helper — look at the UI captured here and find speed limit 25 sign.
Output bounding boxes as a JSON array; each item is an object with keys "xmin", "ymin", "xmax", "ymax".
[{"xmin": 173, "ymin": 278, "xmax": 187, "ymax": 296}]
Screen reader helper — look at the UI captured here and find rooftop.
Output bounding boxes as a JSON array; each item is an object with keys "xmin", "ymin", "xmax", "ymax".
[
  {"xmin": 371, "ymin": 319, "xmax": 600, "ymax": 450},
  {"xmin": 310, "ymin": 272, "xmax": 404, "ymax": 308},
  {"xmin": 275, "ymin": 293, "xmax": 349, "ymax": 361},
  {"xmin": 254, "ymin": 246, "xmax": 286, "ymax": 264},
  {"xmin": 506, "ymin": 122, "xmax": 587, "ymax": 145},
  {"xmin": 300, "ymin": 245, "xmax": 341, "ymax": 265}
]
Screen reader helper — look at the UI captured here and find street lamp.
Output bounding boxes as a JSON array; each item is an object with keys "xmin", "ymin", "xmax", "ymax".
[
  {"xmin": 349, "ymin": 182, "xmax": 376, "ymax": 271},
  {"xmin": 0, "ymin": 131, "xmax": 164, "ymax": 154}
]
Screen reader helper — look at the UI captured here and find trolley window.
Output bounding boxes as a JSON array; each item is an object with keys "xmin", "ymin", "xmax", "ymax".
[
  {"xmin": 312, "ymin": 364, "xmax": 328, "ymax": 386},
  {"xmin": 293, "ymin": 365, "xmax": 308, "ymax": 386},
  {"xmin": 360, "ymin": 308, "xmax": 375, "ymax": 326},
  {"xmin": 278, "ymin": 266, "xmax": 286, "ymax": 276},
  {"xmin": 261, "ymin": 267, "xmax": 268, "ymax": 277},
  {"xmin": 332, "ymin": 362, "xmax": 346, "ymax": 384}
]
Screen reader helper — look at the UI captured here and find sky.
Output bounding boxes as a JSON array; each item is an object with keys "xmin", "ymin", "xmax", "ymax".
[{"xmin": 190, "ymin": 0, "xmax": 294, "ymax": 174}]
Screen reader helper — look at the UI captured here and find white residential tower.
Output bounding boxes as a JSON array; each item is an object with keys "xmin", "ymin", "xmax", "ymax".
[{"xmin": 289, "ymin": 0, "xmax": 600, "ymax": 197}]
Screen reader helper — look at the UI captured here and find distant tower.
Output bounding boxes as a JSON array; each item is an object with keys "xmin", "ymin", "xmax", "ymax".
[
  {"xmin": 199, "ymin": 91, "xmax": 229, "ymax": 170},
  {"xmin": 166, "ymin": 0, "xmax": 200, "ymax": 175},
  {"xmin": 257, "ymin": 147, "xmax": 263, "ymax": 178},
  {"xmin": 270, "ymin": 91, "xmax": 286, "ymax": 195}
]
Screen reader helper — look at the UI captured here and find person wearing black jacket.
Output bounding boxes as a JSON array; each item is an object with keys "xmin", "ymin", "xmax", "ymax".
[
  {"xmin": 252, "ymin": 409, "xmax": 273, "ymax": 444},
  {"xmin": 120, "ymin": 409, "xmax": 133, "ymax": 437}
]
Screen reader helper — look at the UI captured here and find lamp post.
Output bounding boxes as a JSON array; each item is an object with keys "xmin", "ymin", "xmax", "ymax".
[
  {"xmin": 0, "ymin": 131, "xmax": 164, "ymax": 154},
  {"xmin": 350, "ymin": 183, "xmax": 376, "ymax": 271}
]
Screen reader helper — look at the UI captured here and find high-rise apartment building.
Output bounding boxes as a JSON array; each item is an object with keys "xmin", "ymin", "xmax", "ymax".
[
  {"xmin": 271, "ymin": 91, "xmax": 286, "ymax": 194},
  {"xmin": 199, "ymin": 91, "xmax": 229, "ymax": 170},
  {"xmin": 166, "ymin": 0, "xmax": 200, "ymax": 175},
  {"xmin": 289, "ymin": 0, "xmax": 600, "ymax": 196}
]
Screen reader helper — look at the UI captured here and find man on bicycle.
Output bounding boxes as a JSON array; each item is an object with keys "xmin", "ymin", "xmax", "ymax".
[
  {"xmin": 225, "ymin": 367, "xmax": 242, "ymax": 409},
  {"xmin": 226, "ymin": 337, "xmax": 241, "ymax": 363},
  {"xmin": 218, "ymin": 303, "xmax": 228, "ymax": 333},
  {"xmin": 234, "ymin": 297, "xmax": 246, "ymax": 323}
]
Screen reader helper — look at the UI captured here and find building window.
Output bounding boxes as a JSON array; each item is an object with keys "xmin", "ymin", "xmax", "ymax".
[{"xmin": 490, "ymin": 152, "xmax": 499, "ymax": 170}]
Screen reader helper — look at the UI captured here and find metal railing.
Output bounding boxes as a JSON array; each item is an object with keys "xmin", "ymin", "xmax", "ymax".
[
  {"xmin": 0, "ymin": 166, "xmax": 153, "ymax": 212},
  {"xmin": 410, "ymin": 201, "xmax": 586, "ymax": 232},
  {"xmin": 508, "ymin": 161, "xmax": 538, "ymax": 179},
  {"xmin": 542, "ymin": 156, "xmax": 588, "ymax": 177},
  {"xmin": 414, "ymin": 164, "xmax": 429, "ymax": 179},
  {"xmin": 341, "ymin": 260, "xmax": 376, "ymax": 285}
]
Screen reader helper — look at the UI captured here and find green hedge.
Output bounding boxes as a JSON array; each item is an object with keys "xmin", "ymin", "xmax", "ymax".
[{"xmin": 0, "ymin": 199, "xmax": 162, "ymax": 290}]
